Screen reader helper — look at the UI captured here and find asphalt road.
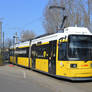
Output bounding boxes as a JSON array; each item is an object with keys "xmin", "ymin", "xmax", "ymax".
[
  {"xmin": 0, "ymin": 65, "xmax": 53, "ymax": 92},
  {"xmin": 0, "ymin": 64, "xmax": 92, "ymax": 92}
]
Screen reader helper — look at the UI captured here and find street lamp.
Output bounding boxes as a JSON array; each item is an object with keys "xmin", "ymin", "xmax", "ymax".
[{"xmin": 49, "ymin": 5, "xmax": 67, "ymax": 31}]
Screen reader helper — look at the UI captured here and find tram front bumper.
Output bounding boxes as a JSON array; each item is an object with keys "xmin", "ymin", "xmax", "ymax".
[
  {"xmin": 68, "ymin": 77, "xmax": 92, "ymax": 81},
  {"xmin": 66, "ymin": 69, "xmax": 92, "ymax": 81}
]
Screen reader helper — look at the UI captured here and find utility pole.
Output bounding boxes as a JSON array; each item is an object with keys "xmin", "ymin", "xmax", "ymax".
[
  {"xmin": 13, "ymin": 32, "xmax": 19, "ymax": 62},
  {"xmin": 2, "ymin": 32, "xmax": 4, "ymax": 61},
  {"xmin": 14, "ymin": 32, "xmax": 19, "ymax": 44},
  {"xmin": 13, "ymin": 32, "xmax": 19, "ymax": 46},
  {"xmin": 0, "ymin": 21, "xmax": 2, "ymax": 55},
  {"xmin": 0, "ymin": 22, "xmax": 2, "ymax": 48},
  {"xmin": 3, "ymin": 32, "xmax": 4, "ymax": 50}
]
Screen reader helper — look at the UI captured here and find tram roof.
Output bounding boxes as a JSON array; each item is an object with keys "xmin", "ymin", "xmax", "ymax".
[
  {"xmin": 17, "ymin": 41, "xmax": 30, "ymax": 48},
  {"xmin": 10, "ymin": 41, "xmax": 30, "ymax": 49},
  {"xmin": 10, "ymin": 27, "xmax": 92, "ymax": 48},
  {"xmin": 64, "ymin": 27, "xmax": 91, "ymax": 35},
  {"xmin": 31, "ymin": 27, "xmax": 92, "ymax": 45}
]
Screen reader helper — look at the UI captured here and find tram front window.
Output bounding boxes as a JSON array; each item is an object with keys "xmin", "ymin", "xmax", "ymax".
[{"xmin": 68, "ymin": 35, "xmax": 92, "ymax": 60}]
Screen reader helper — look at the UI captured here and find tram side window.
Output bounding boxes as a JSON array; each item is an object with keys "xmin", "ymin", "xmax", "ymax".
[
  {"xmin": 16, "ymin": 47, "xmax": 29, "ymax": 57},
  {"xmin": 36, "ymin": 45, "xmax": 49, "ymax": 59},
  {"xmin": 10, "ymin": 50, "xmax": 14, "ymax": 56},
  {"xmin": 36, "ymin": 46, "xmax": 43, "ymax": 58},
  {"xmin": 9, "ymin": 50, "xmax": 11, "ymax": 56},
  {"xmin": 58, "ymin": 42, "xmax": 67, "ymax": 60},
  {"xmin": 26, "ymin": 48, "xmax": 29, "ymax": 57}
]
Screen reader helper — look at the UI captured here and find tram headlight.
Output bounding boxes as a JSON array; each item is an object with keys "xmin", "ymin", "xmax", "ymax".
[{"xmin": 70, "ymin": 64, "xmax": 77, "ymax": 68}]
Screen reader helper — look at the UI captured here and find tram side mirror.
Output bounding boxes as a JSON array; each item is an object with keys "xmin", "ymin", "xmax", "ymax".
[{"xmin": 59, "ymin": 36, "xmax": 67, "ymax": 43}]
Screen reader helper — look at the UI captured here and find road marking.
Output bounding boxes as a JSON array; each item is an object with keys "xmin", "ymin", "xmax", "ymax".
[{"xmin": 23, "ymin": 71, "xmax": 26, "ymax": 79}]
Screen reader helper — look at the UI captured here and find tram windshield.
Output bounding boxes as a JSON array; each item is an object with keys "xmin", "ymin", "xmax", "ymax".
[{"xmin": 68, "ymin": 35, "xmax": 92, "ymax": 60}]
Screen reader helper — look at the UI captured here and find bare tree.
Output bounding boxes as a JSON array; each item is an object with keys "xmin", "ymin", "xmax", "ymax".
[
  {"xmin": 4, "ymin": 38, "xmax": 13, "ymax": 48},
  {"xmin": 20, "ymin": 30, "xmax": 36, "ymax": 42},
  {"xmin": 43, "ymin": 0, "xmax": 92, "ymax": 33},
  {"xmin": 87, "ymin": 0, "xmax": 92, "ymax": 30},
  {"xmin": 43, "ymin": 0, "xmax": 64, "ymax": 33}
]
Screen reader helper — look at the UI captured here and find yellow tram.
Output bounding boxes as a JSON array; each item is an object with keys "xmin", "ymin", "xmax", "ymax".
[{"xmin": 10, "ymin": 27, "xmax": 92, "ymax": 81}]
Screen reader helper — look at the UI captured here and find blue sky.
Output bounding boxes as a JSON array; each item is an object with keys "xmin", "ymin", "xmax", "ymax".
[{"xmin": 0, "ymin": 0, "xmax": 48, "ymax": 39}]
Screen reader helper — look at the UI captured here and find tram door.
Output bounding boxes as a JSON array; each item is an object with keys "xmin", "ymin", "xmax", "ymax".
[
  {"xmin": 31, "ymin": 44, "xmax": 36, "ymax": 69},
  {"xmin": 48, "ymin": 40, "xmax": 56, "ymax": 75}
]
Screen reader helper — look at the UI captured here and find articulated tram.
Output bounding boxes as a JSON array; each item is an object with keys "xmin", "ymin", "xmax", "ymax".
[{"xmin": 9, "ymin": 27, "xmax": 92, "ymax": 81}]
